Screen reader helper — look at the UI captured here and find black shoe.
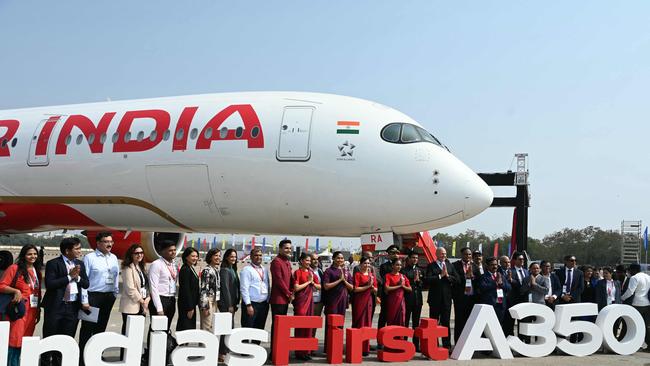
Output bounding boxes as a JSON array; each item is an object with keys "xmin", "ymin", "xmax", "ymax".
[{"xmin": 362, "ymin": 352, "xmax": 369, "ymax": 357}]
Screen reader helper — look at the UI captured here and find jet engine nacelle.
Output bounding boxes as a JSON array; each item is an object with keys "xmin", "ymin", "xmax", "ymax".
[{"xmin": 84, "ymin": 230, "xmax": 185, "ymax": 262}]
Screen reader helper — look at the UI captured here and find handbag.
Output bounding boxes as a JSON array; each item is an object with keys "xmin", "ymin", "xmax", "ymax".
[{"xmin": 0, "ymin": 269, "xmax": 27, "ymax": 321}]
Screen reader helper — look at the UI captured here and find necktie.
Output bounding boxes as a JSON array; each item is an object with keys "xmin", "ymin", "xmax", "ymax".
[
  {"xmin": 518, "ymin": 269, "xmax": 524, "ymax": 282},
  {"xmin": 566, "ymin": 269, "xmax": 573, "ymax": 290}
]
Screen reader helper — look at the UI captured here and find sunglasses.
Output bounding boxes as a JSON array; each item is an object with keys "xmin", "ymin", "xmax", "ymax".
[{"xmin": 133, "ymin": 252, "xmax": 144, "ymax": 255}]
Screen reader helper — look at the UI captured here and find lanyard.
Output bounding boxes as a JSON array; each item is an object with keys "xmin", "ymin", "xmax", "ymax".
[
  {"xmin": 252, "ymin": 265, "xmax": 265, "ymax": 281},
  {"xmin": 165, "ymin": 261, "xmax": 177, "ymax": 280},
  {"xmin": 28, "ymin": 267, "xmax": 39, "ymax": 291},
  {"xmin": 190, "ymin": 266, "xmax": 198, "ymax": 279},
  {"xmin": 607, "ymin": 281, "xmax": 614, "ymax": 297}
]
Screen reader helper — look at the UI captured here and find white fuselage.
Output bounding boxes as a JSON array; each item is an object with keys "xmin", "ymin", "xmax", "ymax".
[{"xmin": 0, "ymin": 92, "xmax": 492, "ymax": 236}]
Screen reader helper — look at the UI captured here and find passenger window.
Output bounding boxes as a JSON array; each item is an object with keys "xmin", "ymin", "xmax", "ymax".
[
  {"xmin": 100, "ymin": 133, "xmax": 106, "ymax": 144},
  {"xmin": 175, "ymin": 128, "xmax": 184, "ymax": 140},
  {"xmin": 124, "ymin": 132, "xmax": 131, "ymax": 143},
  {"xmin": 163, "ymin": 130, "xmax": 170, "ymax": 141},
  {"xmin": 190, "ymin": 128, "xmax": 198, "ymax": 140},
  {"xmin": 11, "ymin": 138, "xmax": 17, "ymax": 147},
  {"xmin": 76, "ymin": 134, "xmax": 83, "ymax": 145},
  {"xmin": 136, "ymin": 131, "xmax": 144, "ymax": 142},
  {"xmin": 65, "ymin": 135, "xmax": 72, "ymax": 146},
  {"xmin": 220, "ymin": 127, "xmax": 228, "ymax": 139},
  {"xmin": 381, "ymin": 124, "xmax": 401, "ymax": 143},
  {"xmin": 235, "ymin": 127, "xmax": 244, "ymax": 138},
  {"xmin": 204, "ymin": 127, "xmax": 213, "ymax": 139},
  {"xmin": 400, "ymin": 124, "xmax": 420, "ymax": 143},
  {"xmin": 88, "ymin": 133, "xmax": 95, "ymax": 145},
  {"xmin": 149, "ymin": 130, "xmax": 158, "ymax": 141},
  {"xmin": 251, "ymin": 126, "xmax": 260, "ymax": 138},
  {"xmin": 112, "ymin": 132, "xmax": 119, "ymax": 144},
  {"xmin": 0, "ymin": 139, "xmax": 6, "ymax": 148}
]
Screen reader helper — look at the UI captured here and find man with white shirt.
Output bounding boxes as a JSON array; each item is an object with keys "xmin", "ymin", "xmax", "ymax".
[
  {"xmin": 79, "ymin": 231, "xmax": 120, "ymax": 357},
  {"xmin": 621, "ymin": 263, "xmax": 650, "ymax": 348},
  {"xmin": 240, "ymin": 247, "xmax": 270, "ymax": 332},
  {"xmin": 148, "ymin": 241, "xmax": 178, "ymax": 329}
]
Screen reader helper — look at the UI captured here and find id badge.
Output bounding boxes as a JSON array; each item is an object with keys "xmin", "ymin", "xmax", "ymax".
[
  {"xmin": 140, "ymin": 288, "xmax": 147, "ymax": 299},
  {"xmin": 496, "ymin": 289, "xmax": 504, "ymax": 303},
  {"xmin": 30, "ymin": 294, "xmax": 39, "ymax": 308},
  {"xmin": 607, "ymin": 297, "xmax": 613, "ymax": 305},
  {"xmin": 465, "ymin": 279, "xmax": 472, "ymax": 288},
  {"xmin": 260, "ymin": 283, "xmax": 269, "ymax": 295},
  {"xmin": 215, "ymin": 290, "xmax": 220, "ymax": 301},
  {"xmin": 562, "ymin": 285, "xmax": 568, "ymax": 294},
  {"xmin": 169, "ymin": 282, "xmax": 176, "ymax": 294},
  {"xmin": 105, "ymin": 273, "xmax": 115, "ymax": 286}
]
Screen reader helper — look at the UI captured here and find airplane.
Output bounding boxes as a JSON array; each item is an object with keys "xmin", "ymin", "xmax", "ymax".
[{"xmin": 0, "ymin": 92, "xmax": 493, "ymax": 261}]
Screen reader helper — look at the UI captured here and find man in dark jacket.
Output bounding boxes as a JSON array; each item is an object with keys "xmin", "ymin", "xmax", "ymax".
[
  {"xmin": 402, "ymin": 250, "xmax": 424, "ymax": 351},
  {"xmin": 452, "ymin": 247, "xmax": 481, "ymax": 343},
  {"xmin": 425, "ymin": 247, "xmax": 457, "ymax": 348},
  {"xmin": 41, "ymin": 237, "xmax": 90, "ymax": 366}
]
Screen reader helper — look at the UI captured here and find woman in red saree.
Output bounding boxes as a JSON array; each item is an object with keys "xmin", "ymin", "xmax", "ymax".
[
  {"xmin": 352, "ymin": 256, "xmax": 378, "ymax": 356},
  {"xmin": 384, "ymin": 259, "xmax": 412, "ymax": 326},
  {"xmin": 292, "ymin": 252, "xmax": 321, "ymax": 360}
]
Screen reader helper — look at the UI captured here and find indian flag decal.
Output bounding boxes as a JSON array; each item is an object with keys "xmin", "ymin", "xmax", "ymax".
[{"xmin": 337, "ymin": 121, "xmax": 360, "ymax": 134}]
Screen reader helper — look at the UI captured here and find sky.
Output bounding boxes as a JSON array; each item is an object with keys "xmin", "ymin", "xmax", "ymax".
[{"xmin": 1, "ymin": 2, "xmax": 649, "ymax": 240}]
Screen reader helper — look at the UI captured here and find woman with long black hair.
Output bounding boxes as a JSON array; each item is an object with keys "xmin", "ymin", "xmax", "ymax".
[
  {"xmin": 219, "ymin": 248, "xmax": 240, "ymax": 362},
  {"xmin": 0, "ymin": 244, "xmax": 42, "ymax": 366},
  {"xmin": 177, "ymin": 247, "xmax": 200, "ymax": 331},
  {"xmin": 119, "ymin": 244, "xmax": 150, "ymax": 331}
]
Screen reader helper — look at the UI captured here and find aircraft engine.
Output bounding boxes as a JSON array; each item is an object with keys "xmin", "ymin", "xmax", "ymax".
[{"xmin": 84, "ymin": 230, "xmax": 185, "ymax": 262}]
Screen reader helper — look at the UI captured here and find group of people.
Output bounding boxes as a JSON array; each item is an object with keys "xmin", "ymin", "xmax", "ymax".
[{"xmin": 2, "ymin": 235, "xmax": 650, "ymax": 366}]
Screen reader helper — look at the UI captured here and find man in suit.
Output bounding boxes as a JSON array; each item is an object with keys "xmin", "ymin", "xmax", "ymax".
[
  {"xmin": 452, "ymin": 247, "xmax": 481, "ymax": 343},
  {"xmin": 503, "ymin": 251, "xmax": 530, "ymax": 338},
  {"xmin": 555, "ymin": 254, "xmax": 584, "ymax": 343},
  {"xmin": 41, "ymin": 237, "xmax": 90, "ymax": 366},
  {"xmin": 540, "ymin": 260, "xmax": 562, "ymax": 309},
  {"xmin": 479, "ymin": 257, "xmax": 511, "ymax": 322},
  {"xmin": 425, "ymin": 247, "xmax": 457, "ymax": 349},
  {"xmin": 555, "ymin": 255, "xmax": 584, "ymax": 304},
  {"xmin": 472, "ymin": 250, "xmax": 485, "ymax": 276},
  {"xmin": 402, "ymin": 250, "xmax": 423, "ymax": 351}
]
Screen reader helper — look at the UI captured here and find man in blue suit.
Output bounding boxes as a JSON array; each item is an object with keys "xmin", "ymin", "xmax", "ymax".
[
  {"xmin": 555, "ymin": 255, "xmax": 584, "ymax": 304},
  {"xmin": 479, "ymin": 257, "xmax": 511, "ymax": 322},
  {"xmin": 41, "ymin": 237, "xmax": 90, "ymax": 366}
]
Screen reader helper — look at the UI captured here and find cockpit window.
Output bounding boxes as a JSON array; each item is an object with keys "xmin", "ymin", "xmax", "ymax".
[
  {"xmin": 380, "ymin": 122, "xmax": 444, "ymax": 147},
  {"xmin": 381, "ymin": 123, "xmax": 401, "ymax": 142},
  {"xmin": 400, "ymin": 124, "xmax": 420, "ymax": 143}
]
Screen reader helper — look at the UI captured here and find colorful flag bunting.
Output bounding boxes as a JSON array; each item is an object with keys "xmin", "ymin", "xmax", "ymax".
[
  {"xmin": 452, "ymin": 241, "xmax": 456, "ymax": 257},
  {"xmin": 493, "ymin": 242, "xmax": 499, "ymax": 257}
]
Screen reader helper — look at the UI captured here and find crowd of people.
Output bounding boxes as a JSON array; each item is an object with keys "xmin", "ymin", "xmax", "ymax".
[{"xmin": 0, "ymin": 234, "xmax": 649, "ymax": 366}]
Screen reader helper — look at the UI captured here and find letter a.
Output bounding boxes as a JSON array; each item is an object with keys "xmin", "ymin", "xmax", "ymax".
[{"xmin": 450, "ymin": 304, "xmax": 513, "ymax": 360}]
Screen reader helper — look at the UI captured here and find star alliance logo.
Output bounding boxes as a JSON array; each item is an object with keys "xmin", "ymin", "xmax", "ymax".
[{"xmin": 337, "ymin": 141, "xmax": 356, "ymax": 161}]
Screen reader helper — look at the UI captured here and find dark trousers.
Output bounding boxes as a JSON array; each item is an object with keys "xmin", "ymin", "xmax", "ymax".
[
  {"xmin": 270, "ymin": 303, "xmax": 289, "ymax": 354},
  {"xmin": 41, "ymin": 302, "xmax": 80, "ymax": 366},
  {"xmin": 634, "ymin": 305, "xmax": 650, "ymax": 346},
  {"xmin": 148, "ymin": 295, "xmax": 176, "ymax": 330},
  {"xmin": 241, "ymin": 301, "xmax": 269, "ymax": 329},
  {"xmin": 453, "ymin": 296, "xmax": 475, "ymax": 343},
  {"xmin": 405, "ymin": 302, "xmax": 422, "ymax": 350},
  {"xmin": 429, "ymin": 303, "xmax": 452, "ymax": 347},
  {"xmin": 79, "ymin": 292, "xmax": 116, "ymax": 353}
]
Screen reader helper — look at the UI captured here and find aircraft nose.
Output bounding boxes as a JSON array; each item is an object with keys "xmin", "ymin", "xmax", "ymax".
[{"xmin": 464, "ymin": 174, "xmax": 493, "ymax": 219}]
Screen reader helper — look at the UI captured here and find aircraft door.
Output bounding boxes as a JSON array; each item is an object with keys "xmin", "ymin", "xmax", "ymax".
[
  {"xmin": 146, "ymin": 164, "xmax": 223, "ymax": 230},
  {"xmin": 27, "ymin": 116, "xmax": 61, "ymax": 166},
  {"xmin": 277, "ymin": 107, "xmax": 314, "ymax": 161}
]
